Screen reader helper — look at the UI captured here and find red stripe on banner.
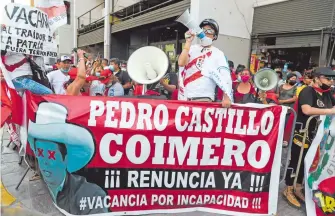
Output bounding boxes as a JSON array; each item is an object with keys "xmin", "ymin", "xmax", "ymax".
[
  {"xmin": 1, "ymin": 81, "xmax": 12, "ymax": 127},
  {"xmin": 1, "ymin": 55, "xmax": 27, "ymax": 72},
  {"xmin": 1, "ymin": 106, "xmax": 11, "ymax": 127},
  {"xmin": 105, "ymin": 189, "xmax": 269, "ymax": 214},
  {"xmin": 9, "ymin": 88, "xmax": 23, "ymax": 126}
]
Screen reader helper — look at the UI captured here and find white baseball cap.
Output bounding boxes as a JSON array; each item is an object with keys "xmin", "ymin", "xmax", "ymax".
[{"xmin": 60, "ymin": 55, "xmax": 72, "ymax": 62}]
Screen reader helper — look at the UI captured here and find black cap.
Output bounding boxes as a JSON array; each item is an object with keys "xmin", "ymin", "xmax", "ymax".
[{"xmin": 313, "ymin": 67, "xmax": 335, "ymax": 78}]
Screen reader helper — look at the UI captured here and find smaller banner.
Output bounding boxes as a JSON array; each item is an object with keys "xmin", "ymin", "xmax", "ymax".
[
  {"xmin": 1, "ymin": 3, "xmax": 57, "ymax": 57},
  {"xmin": 35, "ymin": 0, "xmax": 68, "ymax": 34},
  {"xmin": 305, "ymin": 115, "xmax": 335, "ymax": 216},
  {"xmin": 25, "ymin": 93, "xmax": 287, "ymax": 216}
]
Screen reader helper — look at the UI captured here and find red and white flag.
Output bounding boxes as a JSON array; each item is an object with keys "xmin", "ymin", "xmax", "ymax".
[{"xmin": 35, "ymin": 0, "xmax": 68, "ymax": 33}]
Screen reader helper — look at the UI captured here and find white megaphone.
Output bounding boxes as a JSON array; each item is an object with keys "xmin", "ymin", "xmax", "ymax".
[
  {"xmin": 176, "ymin": 9, "xmax": 212, "ymax": 47},
  {"xmin": 254, "ymin": 68, "xmax": 279, "ymax": 91},
  {"xmin": 127, "ymin": 46, "xmax": 169, "ymax": 94}
]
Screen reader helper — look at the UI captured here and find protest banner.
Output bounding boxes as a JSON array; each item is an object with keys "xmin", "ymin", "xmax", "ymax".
[
  {"xmin": 305, "ymin": 115, "xmax": 335, "ymax": 216},
  {"xmin": 1, "ymin": 3, "xmax": 57, "ymax": 58},
  {"xmin": 25, "ymin": 92, "xmax": 287, "ymax": 216},
  {"xmin": 35, "ymin": 0, "xmax": 68, "ymax": 34}
]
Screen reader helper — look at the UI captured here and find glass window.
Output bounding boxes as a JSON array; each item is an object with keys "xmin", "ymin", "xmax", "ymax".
[{"xmin": 164, "ymin": 44, "xmax": 176, "ymax": 72}]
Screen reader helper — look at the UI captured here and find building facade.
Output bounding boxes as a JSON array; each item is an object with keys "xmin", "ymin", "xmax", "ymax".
[
  {"xmin": 74, "ymin": 0, "xmax": 263, "ymax": 68},
  {"xmin": 60, "ymin": 0, "xmax": 316, "ymax": 69},
  {"xmin": 251, "ymin": 0, "xmax": 335, "ymax": 72}
]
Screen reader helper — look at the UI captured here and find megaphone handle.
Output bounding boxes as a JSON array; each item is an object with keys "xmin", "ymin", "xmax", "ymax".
[
  {"xmin": 257, "ymin": 89, "xmax": 268, "ymax": 104},
  {"xmin": 142, "ymin": 84, "xmax": 147, "ymax": 95}
]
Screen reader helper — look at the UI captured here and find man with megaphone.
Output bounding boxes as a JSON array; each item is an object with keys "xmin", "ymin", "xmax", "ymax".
[{"xmin": 178, "ymin": 18, "xmax": 233, "ymax": 107}]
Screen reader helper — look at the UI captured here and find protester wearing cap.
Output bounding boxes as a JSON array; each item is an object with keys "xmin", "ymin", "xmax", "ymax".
[
  {"xmin": 283, "ymin": 67, "xmax": 335, "ymax": 208},
  {"xmin": 178, "ymin": 18, "xmax": 232, "ymax": 107},
  {"xmin": 47, "ymin": 55, "xmax": 72, "ymax": 94},
  {"xmin": 89, "ymin": 69, "xmax": 111, "ymax": 96},
  {"xmin": 103, "ymin": 71, "xmax": 124, "ymax": 97},
  {"xmin": 28, "ymin": 102, "xmax": 108, "ymax": 214},
  {"xmin": 110, "ymin": 58, "xmax": 132, "ymax": 95},
  {"xmin": 66, "ymin": 50, "xmax": 90, "ymax": 96}
]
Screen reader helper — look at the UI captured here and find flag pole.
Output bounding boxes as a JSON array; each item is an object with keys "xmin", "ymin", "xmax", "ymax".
[{"xmin": 73, "ymin": 0, "xmax": 77, "ymax": 65}]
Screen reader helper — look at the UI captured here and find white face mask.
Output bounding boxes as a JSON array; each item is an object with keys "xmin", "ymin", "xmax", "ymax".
[{"xmin": 200, "ymin": 36, "xmax": 213, "ymax": 47}]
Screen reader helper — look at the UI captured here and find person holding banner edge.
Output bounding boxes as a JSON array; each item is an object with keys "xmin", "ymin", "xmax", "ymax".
[
  {"xmin": 178, "ymin": 19, "xmax": 233, "ymax": 107},
  {"xmin": 283, "ymin": 67, "xmax": 335, "ymax": 208}
]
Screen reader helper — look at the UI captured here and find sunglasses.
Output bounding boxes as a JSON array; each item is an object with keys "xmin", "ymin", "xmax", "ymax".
[{"xmin": 202, "ymin": 28, "xmax": 215, "ymax": 35}]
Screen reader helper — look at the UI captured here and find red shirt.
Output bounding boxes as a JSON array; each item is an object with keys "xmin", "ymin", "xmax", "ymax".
[
  {"xmin": 216, "ymin": 81, "xmax": 239, "ymax": 101},
  {"xmin": 233, "ymin": 83, "xmax": 256, "ymax": 103}
]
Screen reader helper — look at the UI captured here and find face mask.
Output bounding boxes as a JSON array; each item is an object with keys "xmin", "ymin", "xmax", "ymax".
[
  {"xmin": 241, "ymin": 75, "xmax": 250, "ymax": 83},
  {"xmin": 200, "ymin": 36, "xmax": 213, "ymax": 47},
  {"xmin": 61, "ymin": 68, "xmax": 70, "ymax": 73},
  {"xmin": 109, "ymin": 65, "xmax": 115, "ymax": 72},
  {"xmin": 95, "ymin": 72, "xmax": 100, "ymax": 77},
  {"xmin": 288, "ymin": 80, "xmax": 296, "ymax": 86},
  {"xmin": 320, "ymin": 83, "xmax": 331, "ymax": 90}
]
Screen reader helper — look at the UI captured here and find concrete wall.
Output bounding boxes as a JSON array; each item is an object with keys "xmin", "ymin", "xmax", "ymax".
[
  {"xmin": 77, "ymin": 0, "xmax": 104, "ymax": 26},
  {"xmin": 190, "ymin": 0, "xmax": 285, "ymax": 65},
  {"xmin": 57, "ymin": 0, "xmax": 141, "ymax": 57},
  {"xmin": 214, "ymin": 35, "xmax": 251, "ymax": 67}
]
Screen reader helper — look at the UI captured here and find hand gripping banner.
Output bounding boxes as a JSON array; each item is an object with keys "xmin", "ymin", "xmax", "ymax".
[{"xmin": 25, "ymin": 92, "xmax": 287, "ymax": 216}]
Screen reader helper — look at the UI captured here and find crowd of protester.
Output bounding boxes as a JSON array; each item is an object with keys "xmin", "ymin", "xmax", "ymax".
[{"xmin": 47, "ymin": 50, "xmax": 178, "ymax": 100}]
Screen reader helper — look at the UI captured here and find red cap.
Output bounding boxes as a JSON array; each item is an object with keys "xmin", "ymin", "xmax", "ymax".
[
  {"xmin": 97, "ymin": 69, "xmax": 112, "ymax": 84},
  {"xmin": 69, "ymin": 68, "xmax": 101, "ymax": 82},
  {"xmin": 68, "ymin": 68, "xmax": 78, "ymax": 80}
]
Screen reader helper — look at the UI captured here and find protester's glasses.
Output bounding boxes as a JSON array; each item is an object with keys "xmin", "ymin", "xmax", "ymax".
[{"xmin": 202, "ymin": 28, "xmax": 215, "ymax": 35}]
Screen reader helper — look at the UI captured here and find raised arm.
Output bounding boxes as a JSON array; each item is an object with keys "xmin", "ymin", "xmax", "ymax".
[
  {"xmin": 66, "ymin": 50, "xmax": 87, "ymax": 96},
  {"xmin": 178, "ymin": 31, "xmax": 194, "ymax": 67}
]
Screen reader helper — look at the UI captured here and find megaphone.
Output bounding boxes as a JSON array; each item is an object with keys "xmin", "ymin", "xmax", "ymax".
[
  {"xmin": 176, "ymin": 9, "xmax": 212, "ymax": 47},
  {"xmin": 254, "ymin": 68, "xmax": 278, "ymax": 91},
  {"xmin": 127, "ymin": 46, "xmax": 169, "ymax": 85}
]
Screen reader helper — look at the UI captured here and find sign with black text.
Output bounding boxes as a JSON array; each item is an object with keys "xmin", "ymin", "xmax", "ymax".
[
  {"xmin": 1, "ymin": 3, "xmax": 57, "ymax": 57},
  {"xmin": 25, "ymin": 93, "xmax": 287, "ymax": 215}
]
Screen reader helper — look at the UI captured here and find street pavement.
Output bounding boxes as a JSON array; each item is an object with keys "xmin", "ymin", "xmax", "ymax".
[{"xmin": 0, "ymin": 127, "xmax": 307, "ymax": 216}]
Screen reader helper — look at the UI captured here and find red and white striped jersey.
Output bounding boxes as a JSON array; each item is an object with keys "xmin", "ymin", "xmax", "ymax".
[{"xmin": 181, "ymin": 44, "xmax": 232, "ymax": 101}]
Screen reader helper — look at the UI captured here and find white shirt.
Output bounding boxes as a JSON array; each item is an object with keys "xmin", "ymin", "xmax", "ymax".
[
  {"xmin": 182, "ymin": 44, "xmax": 232, "ymax": 101},
  {"xmin": 107, "ymin": 82, "xmax": 124, "ymax": 97},
  {"xmin": 47, "ymin": 69, "xmax": 69, "ymax": 95},
  {"xmin": 90, "ymin": 80, "xmax": 106, "ymax": 96},
  {"xmin": 178, "ymin": 67, "xmax": 187, "ymax": 101}
]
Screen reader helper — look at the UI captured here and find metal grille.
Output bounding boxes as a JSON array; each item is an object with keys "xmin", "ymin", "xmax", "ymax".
[
  {"xmin": 252, "ymin": 33, "xmax": 321, "ymax": 50},
  {"xmin": 111, "ymin": 0, "xmax": 190, "ymax": 33},
  {"xmin": 275, "ymin": 34, "xmax": 321, "ymax": 47},
  {"xmin": 252, "ymin": 0, "xmax": 335, "ymax": 35},
  {"xmin": 77, "ymin": 27, "xmax": 104, "ymax": 47}
]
